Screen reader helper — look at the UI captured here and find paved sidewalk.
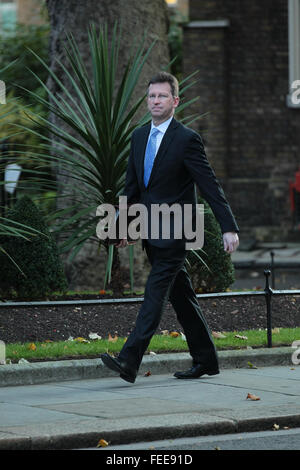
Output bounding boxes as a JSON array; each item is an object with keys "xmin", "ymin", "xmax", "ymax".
[
  {"xmin": 231, "ymin": 241, "xmax": 300, "ymax": 268},
  {"xmin": 0, "ymin": 348, "xmax": 299, "ymax": 450}
]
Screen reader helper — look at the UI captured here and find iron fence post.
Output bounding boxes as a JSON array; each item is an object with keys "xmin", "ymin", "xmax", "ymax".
[
  {"xmin": 270, "ymin": 251, "xmax": 275, "ymax": 289},
  {"xmin": 264, "ymin": 269, "xmax": 273, "ymax": 348}
]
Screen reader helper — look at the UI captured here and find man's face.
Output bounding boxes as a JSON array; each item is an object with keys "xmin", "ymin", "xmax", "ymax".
[{"xmin": 147, "ymin": 82, "xmax": 179, "ymax": 125}]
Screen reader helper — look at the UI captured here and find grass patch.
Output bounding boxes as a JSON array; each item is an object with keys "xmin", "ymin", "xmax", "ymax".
[{"xmin": 3, "ymin": 327, "xmax": 300, "ymax": 363}]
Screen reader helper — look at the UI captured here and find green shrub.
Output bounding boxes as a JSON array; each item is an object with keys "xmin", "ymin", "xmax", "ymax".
[
  {"xmin": 0, "ymin": 196, "xmax": 67, "ymax": 300},
  {"xmin": 0, "ymin": 24, "xmax": 50, "ymax": 104},
  {"xmin": 187, "ymin": 198, "xmax": 235, "ymax": 292},
  {"xmin": 0, "ymin": 24, "xmax": 53, "ymax": 202}
]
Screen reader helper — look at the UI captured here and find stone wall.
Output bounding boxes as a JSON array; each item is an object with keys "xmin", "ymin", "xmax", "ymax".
[
  {"xmin": 17, "ymin": 0, "xmax": 45, "ymax": 25},
  {"xmin": 183, "ymin": 0, "xmax": 300, "ymax": 241}
]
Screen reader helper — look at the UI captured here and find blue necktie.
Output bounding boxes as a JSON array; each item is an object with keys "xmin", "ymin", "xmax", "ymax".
[{"xmin": 144, "ymin": 128, "xmax": 160, "ymax": 187}]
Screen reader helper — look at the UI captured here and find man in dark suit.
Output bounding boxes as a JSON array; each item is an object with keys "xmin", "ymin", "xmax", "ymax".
[{"xmin": 101, "ymin": 72, "xmax": 239, "ymax": 383}]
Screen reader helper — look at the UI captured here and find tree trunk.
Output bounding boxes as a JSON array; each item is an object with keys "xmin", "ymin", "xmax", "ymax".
[{"xmin": 45, "ymin": 0, "xmax": 170, "ymax": 291}]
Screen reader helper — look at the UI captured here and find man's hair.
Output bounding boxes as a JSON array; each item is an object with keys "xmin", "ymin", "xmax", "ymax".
[{"xmin": 148, "ymin": 71, "xmax": 179, "ymax": 97}]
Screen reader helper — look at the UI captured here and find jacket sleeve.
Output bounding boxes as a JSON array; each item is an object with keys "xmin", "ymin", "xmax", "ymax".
[
  {"xmin": 183, "ymin": 131, "xmax": 239, "ymax": 234},
  {"xmin": 123, "ymin": 133, "xmax": 141, "ymax": 205}
]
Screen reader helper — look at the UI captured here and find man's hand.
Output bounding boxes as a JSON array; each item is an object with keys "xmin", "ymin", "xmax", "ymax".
[
  {"xmin": 223, "ymin": 232, "xmax": 239, "ymax": 253},
  {"xmin": 115, "ymin": 238, "xmax": 128, "ymax": 248},
  {"xmin": 115, "ymin": 238, "xmax": 138, "ymax": 248}
]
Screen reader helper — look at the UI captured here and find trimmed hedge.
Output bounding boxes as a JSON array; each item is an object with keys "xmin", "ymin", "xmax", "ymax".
[
  {"xmin": 0, "ymin": 196, "xmax": 67, "ymax": 300},
  {"xmin": 187, "ymin": 198, "xmax": 235, "ymax": 292}
]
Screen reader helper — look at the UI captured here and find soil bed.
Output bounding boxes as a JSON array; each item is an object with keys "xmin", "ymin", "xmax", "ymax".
[{"xmin": 0, "ymin": 293, "xmax": 299, "ymax": 344}]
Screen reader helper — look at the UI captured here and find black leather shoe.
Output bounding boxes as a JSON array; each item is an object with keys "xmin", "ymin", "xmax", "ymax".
[
  {"xmin": 174, "ymin": 364, "xmax": 219, "ymax": 379},
  {"xmin": 100, "ymin": 353, "xmax": 137, "ymax": 383}
]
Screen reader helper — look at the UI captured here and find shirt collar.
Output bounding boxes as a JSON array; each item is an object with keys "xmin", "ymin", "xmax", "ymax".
[{"xmin": 151, "ymin": 116, "xmax": 173, "ymax": 135}]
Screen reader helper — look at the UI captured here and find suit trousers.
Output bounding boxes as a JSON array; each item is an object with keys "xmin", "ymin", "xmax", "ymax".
[{"xmin": 118, "ymin": 241, "xmax": 218, "ymax": 372}]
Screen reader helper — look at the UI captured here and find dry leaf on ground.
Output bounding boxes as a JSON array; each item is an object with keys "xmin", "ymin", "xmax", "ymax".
[
  {"xmin": 89, "ymin": 333, "xmax": 102, "ymax": 340},
  {"xmin": 272, "ymin": 328, "xmax": 280, "ymax": 334},
  {"xmin": 212, "ymin": 331, "xmax": 227, "ymax": 339},
  {"xmin": 74, "ymin": 337, "xmax": 89, "ymax": 343},
  {"xmin": 170, "ymin": 331, "xmax": 180, "ymax": 338},
  {"xmin": 144, "ymin": 370, "xmax": 152, "ymax": 377},
  {"xmin": 18, "ymin": 358, "xmax": 29, "ymax": 364},
  {"xmin": 235, "ymin": 334, "xmax": 248, "ymax": 340},
  {"xmin": 247, "ymin": 361, "xmax": 258, "ymax": 369},
  {"xmin": 108, "ymin": 333, "xmax": 118, "ymax": 342},
  {"xmin": 246, "ymin": 393, "xmax": 260, "ymax": 401},
  {"xmin": 97, "ymin": 438, "xmax": 109, "ymax": 448}
]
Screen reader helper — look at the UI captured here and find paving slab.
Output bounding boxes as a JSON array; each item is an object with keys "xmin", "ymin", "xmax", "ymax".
[{"xmin": 0, "ymin": 363, "xmax": 299, "ymax": 450}]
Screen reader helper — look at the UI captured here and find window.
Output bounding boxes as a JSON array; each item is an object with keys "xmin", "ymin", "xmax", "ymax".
[
  {"xmin": 0, "ymin": 1, "xmax": 17, "ymax": 32},
  {"xmin": 287, "ymin": 0, "xmax": 300, "ymax": 107}
]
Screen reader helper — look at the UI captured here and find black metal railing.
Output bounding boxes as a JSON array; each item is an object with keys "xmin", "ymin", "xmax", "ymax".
[{"xmin": 1, "ymin": 267, "xmax": 300, "ymax": 348}]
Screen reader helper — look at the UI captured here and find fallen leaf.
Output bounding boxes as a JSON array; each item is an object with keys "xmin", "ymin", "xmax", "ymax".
[
  {"xmin": 88, "ymin": 333, "xmax": 102, "ymax": 340},
  {"xmin": 212, "ymin": 331, "xmax": 226, "ymax": 339},
  {"xmin": 231, "ymin": 309, "xmax": 239, "ymax": 314},
  {"xmin": 97, "ymin": 438, "xmax": 109, "ymax": 448},
  {"xmin": 144, "ymin": 370, "xmax": 151, "ymax": 377},
  {"xmin": 18, "ymin": 358, "xmax": 29, "ymax": 364},
  {"xmin": 247, "ymin": 361, "xmax": 258, "ymax": 369},
  {"xmin": 246, "ymin": 393, "xmax": 260, "ymax": 401},
  {"xmin": 108, "ymin": 333, "xmax": 118, "ymax": 343},
  {"xmin": 99, "ymin": 290, "xmax": 106, "ymax": 295},
  {"xmin": 273, "ymin": 423, "xmax": 280, "ymax": 431},
  {"xmin": 28, "ymin": 343, "xmax": 36, "ymax": 351},
  {"xmin": 170, "ymin": 331, "xmax": 180, "ymax": 338},
  {"xmin": 74, "ymin": 337, "xmax": 89, "ymax": 343},
  {"xmin": 235, "ymin": 334, "xmax": 248, "ymax": 340}
]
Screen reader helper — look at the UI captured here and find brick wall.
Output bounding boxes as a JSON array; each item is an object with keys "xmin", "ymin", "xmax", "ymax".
[{"xmin": 183, "ymin": 0, "xmax": 300, "ymax": 240}]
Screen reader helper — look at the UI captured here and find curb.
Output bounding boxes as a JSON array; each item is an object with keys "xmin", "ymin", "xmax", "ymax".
[
  {"xmin": 0, "ymin": 347, "xmax": 295, "ymax": 387},
  {"xmin": 1, "ymin": 410, "xmax": 300, "ymax": 450}
]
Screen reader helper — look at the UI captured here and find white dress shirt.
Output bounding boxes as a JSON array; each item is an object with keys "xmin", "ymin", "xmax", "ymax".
[{"xmin": 149, "ymin": 116, "xmax": 173, "ymax": 155}]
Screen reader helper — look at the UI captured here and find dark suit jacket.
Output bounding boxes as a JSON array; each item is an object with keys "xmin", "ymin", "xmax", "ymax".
[{"xmin": 124, "ymin": 117, "xmax": 239, "ymax": 249}]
